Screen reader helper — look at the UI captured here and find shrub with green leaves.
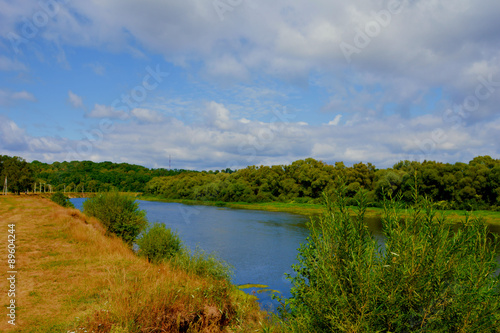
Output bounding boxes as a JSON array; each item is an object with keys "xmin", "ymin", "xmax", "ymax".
[
  {"xmin": 169, "ymin": 248, "xmax": 232, "ymax": 281},
  {"xmin": 136, "ymin": 222, "xmax": 182, "ymax": 263},
  {"xmin": 50, "ymin": 191, "xmax": 75, "ymax": 208},
  {"xmin": 279, "ymin": 183, "xmax": 500, "ymax": 332},
  {"xmin": 83, "ymin": 192, "xmax": 148, "ymax": 245}
]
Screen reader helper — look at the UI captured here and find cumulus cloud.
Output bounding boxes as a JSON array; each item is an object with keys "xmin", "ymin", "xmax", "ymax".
[
  {"xmin": 0, "ymin": 115, "xmax": 70, "ymax": 159},
  {"xmin": 1, "ymin": 1, "xmax": 499, "ymax": 168},
  {"xmin": 0, "ymin": 115, "xmax": 29, "ymax": 151},
  {"xmin": 205, "ymin": 101, "xmax": 233, "ymax": 130},
  {"xmin": 3, "ymin": 1, "xmax": 499, "ymax": 107},
  {"xmin": 1, "ymin": 108, "xmax": 498, "ymax": 170},
  {"xmin": 80, "ymin": 112, "xmax": 500, "ymax": 170}
]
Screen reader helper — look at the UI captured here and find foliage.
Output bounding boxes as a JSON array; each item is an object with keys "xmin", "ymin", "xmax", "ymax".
[
  {"xmin": 136, "ymin": 222, "xmax": 182, "ymax": 263},
  {"xmin": 145, "ymin": 156, "xmax": 500, "ymax": 211},
  {"xmin": 278, "ymin": 183, "xmax": 500, "ymax": 332},
  {"xmin": 50, "ymin": 191, "xmax": 75, "ymax": 208},
  {"xmin": 135, "ymin": 220, "xmax": 231, "ymax": 280},
  {"xmin": 169, "ymin": 247, "xmax": 233, "ymax": 281},
  {"xmin": 30, "ymin": 159, "xmax": 190, "ymax": 193},
  {"xmin": 3, "ymin": 154, "xmax": 500, "ymax": 210},
  {"xmin": 0, "ymin": 155, "xmax": 34, "ymax": 194},
  {"xmin": 83, "ymin": 192, "xmax": 148, "ymax": 245}
]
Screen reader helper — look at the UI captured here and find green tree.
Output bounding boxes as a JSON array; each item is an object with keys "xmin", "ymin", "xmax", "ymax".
[
  {"xmin": 0, "ymin": 156, "xmax": 34, "ymax": 194},
  {"xmin": 83, "ymin": 192, "xmax": 148, "ymax": 245}
]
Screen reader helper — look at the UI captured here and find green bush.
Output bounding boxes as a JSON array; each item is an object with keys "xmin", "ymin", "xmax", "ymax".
[
  {"xmin": 50, "ymin": 192, "xmax": 75, "ymax": 208},
  {"xmin": 279, "ymin": 184, "xmax": 500, "ymax": 332},
  {"xmin": 136, "ymin": 223, "xmax": 182, "ymax": 263},
  {"xmin": 136, "ymin": 223, "xmax": 231, "ymax": 280},
  {"xmin": 169, "ymin": 248, "xmax": 232, "ymax": 281},
  {"xmin": 83, "ymin": 192, "xmax": 148, "ymax": 245}
]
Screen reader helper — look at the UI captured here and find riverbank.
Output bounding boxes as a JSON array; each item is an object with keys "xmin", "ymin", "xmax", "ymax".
[
  {"xmin": 0, "ymin": 195, "xmax": 272, "ymax": 332},
  {"xmin": 138, "ymin": 195, "xmax": 500, "ymax": 226}
]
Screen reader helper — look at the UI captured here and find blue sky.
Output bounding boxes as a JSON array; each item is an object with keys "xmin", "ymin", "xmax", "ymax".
[{"xmin": 0, "ymin": 0, "xmax": 499, "ymax": 170}]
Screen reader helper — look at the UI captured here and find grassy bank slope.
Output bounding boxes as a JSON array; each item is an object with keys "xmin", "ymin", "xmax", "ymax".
[{"xmin": 0, "ymin": 196, "xmax": 269, "ymax": 332}]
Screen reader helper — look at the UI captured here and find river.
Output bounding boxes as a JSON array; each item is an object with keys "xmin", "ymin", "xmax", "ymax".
[
  {"xmin": 70, "ymin": 198, "xmax": 500, "ymax": 312},
  {"xmin": 71, "ymin": 198, "xmax": 311, "ymax": 311}
]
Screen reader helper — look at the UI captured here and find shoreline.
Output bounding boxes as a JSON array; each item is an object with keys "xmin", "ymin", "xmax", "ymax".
[{"xmin": 137, "ymin": 195, "xmax": 500, "ymax": 226}]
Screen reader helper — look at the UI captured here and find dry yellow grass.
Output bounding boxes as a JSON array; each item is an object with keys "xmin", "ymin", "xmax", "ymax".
[{"xmin": 0, "ymin": 196, "xmax": 270, "ymax": 332}]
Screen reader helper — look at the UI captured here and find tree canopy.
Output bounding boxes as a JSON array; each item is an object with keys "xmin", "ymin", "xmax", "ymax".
[
  {"xmin": 145, "ymin": 156, "xmax": 500, "ymax": 211},
  {"xmin": 29, "ymin": 160, "xmax": 190, "ymax": 193},
  {"xmin": 0, "ymin": 155, "xmax": 34, "ymax": 194},
  {"xmin": 2, "ymin": 155, "xmax": 499, "ymax": 210}
]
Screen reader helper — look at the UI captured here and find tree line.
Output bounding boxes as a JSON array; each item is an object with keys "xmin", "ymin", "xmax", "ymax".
[
  {"xmin": 2, "ymin": 154, "xmax": 499, "ymax": 211},
  {"xmin": 0, "ymin": 156, "xmax": 189, "ymax": 194},
  {"xmin": 145, "ymin": 156, "xmax": 500, "ymax": 211}
]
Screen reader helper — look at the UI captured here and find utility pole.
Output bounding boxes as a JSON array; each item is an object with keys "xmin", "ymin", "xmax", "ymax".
[{"xmin": 3, "ymin": 176, "xmax": 7, "ymax": 195}]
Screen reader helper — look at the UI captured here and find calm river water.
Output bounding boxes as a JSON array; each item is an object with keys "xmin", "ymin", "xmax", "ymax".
[
  {"xmin": 71, "ymin": 198, "xmax": 311, "ymax": 311},
  {"xmin": 71, "ymin": 198, "xmax": 500, "ymax": 311}
]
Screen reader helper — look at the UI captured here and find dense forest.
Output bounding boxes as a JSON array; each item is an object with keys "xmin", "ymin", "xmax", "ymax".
[
  {"xmin": 1, "ymin": 155, "xmax": 499, "ymax": 211},
  {"xmin": 0, "ymin": 156, "xmax": 188, "ymax": 193},
  {"xmin": 145, "ymin": 156, "xmax": 500, "ymax": 211}
]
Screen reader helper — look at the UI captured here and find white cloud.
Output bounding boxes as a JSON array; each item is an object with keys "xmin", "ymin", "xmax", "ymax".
[
  {"xmin": 1, "ymin": 110, "xmax": 499, "ymax": 170},
  {"xmin": 130, "ymin": 108, "xmax": 164, "ymax": 123},
  {"xmin": 0, "ymin": 115, "xmax": 28, "ymax": 150},
  {"xmin": 87, "ymin": 104, "xmax": 128, "ymax": 119},
  {"xmin": 68, "ymin": 91, "xmax": 84, "ymax": 109},
  {"xmin": 1, "ymin": 1, "xmax": 499, "ymax": 169},
  {"xmin": 0, "ymin": 90, "xmax": 36, "ymax": 106},
  {"xmin": 326, "ymin": 115, "xmax": 342, "ymax": 126},
  {"xmin": 205, "ymin": 101, "xmax": 233, "ymax": 130}
]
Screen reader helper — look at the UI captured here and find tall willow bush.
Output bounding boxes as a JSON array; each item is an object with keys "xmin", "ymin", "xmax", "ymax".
[
  {"xmin": 280, "ymin": 183, "xmax": 500, "ymax": 332},
  {"xmin": 83, "ymin": 192, "xmax": 148, "ymax": 245}
]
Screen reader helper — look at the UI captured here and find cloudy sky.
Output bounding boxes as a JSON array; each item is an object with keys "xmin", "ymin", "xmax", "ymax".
[{"xmin": 0, "ymin": 0, "xmax": 499, "ymax": 170}]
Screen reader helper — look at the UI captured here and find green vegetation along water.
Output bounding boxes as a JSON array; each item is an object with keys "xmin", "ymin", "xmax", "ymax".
[
  {"xmin": 72, "ymin": 196, "xmax": 500, "ymax": 317},
  {"xmin": 72, "ymin": 197, "xmax": 310, "ymax": 312},
  {"xmin": 2, "ymin": 154, "xmax": 500, "ymax": 213},
  {"xmin": 144, "ymin": 156, "xmax": 500, "ymax": 211}
]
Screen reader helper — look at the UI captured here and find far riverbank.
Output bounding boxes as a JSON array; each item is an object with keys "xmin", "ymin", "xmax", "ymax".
[{"xmin": 138, "ymin": 194, "xmax": 500, "ymax": 226}]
